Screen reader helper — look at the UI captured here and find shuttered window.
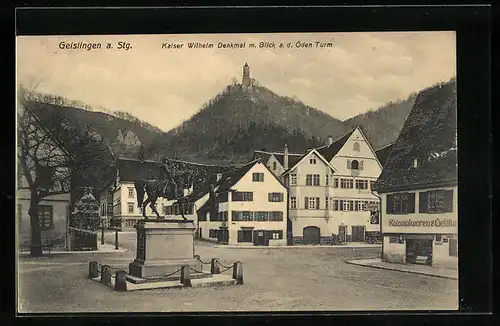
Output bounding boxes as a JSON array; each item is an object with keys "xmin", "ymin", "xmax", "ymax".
[
  {"xmin": 268, "ymin": 192, "xmax": 284, "ymax": 202},
  {"xmin": 422, "ymin": 189, "xmax": 454, "ymax": 213},
  {"xmin": 387, "ymin": 193, "xmax": 415, "ymax": 214},
  {"xmin": 232, "ymin": 191, "xmax": 253, "ymax": 201}
]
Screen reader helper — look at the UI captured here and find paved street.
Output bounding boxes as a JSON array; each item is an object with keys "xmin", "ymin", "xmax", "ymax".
[{"xmin": 18, "ymin": 231, "xmax": 458, "ymax": 312}]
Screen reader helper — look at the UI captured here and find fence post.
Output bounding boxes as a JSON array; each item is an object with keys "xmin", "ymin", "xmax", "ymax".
[
  {"xmin": 115, "ymin": 228, "xmax": 119, "ymax": 250},
  {"xmin": 180, "ymin": 265, "xmax": 191, "ymax": 287},
  {"xmin": 114, "ymin": 270, "xmax": 128, "ymax": 292},
  {"xmin": 211, "ymin": 258, "xmax": 220, "ymax": 274},
  {"xmin": 101, "ymin": 265, "xmax": 112, "ymax": 285},
  {"xmin": 88, "ymin": 261, "xmax": 99, "ymax": 279},
  {"xmin": 232, "ymin": 262, "xmax": 243, "ymax": 285}
]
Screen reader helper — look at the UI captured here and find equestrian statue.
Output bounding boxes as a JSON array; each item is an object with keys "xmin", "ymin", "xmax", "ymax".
[{"xmin": 134, "ymin": 157, "xmax": 194, "ymax": 221}]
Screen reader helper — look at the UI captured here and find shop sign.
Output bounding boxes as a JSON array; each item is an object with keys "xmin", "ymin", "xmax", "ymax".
[{"xmin": 388, "ymin": 218, "xmax": 457, "ymax": 228}]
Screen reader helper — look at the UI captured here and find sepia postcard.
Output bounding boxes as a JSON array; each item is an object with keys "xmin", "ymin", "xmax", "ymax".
[{"xmin": 16, "ymin": 32, "xmax": 458, "ymax": 313}]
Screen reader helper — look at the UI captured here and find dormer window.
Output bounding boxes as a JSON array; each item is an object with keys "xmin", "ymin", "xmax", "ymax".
[
  {"xmin": 309, "ymin": 157, "xmax": 317, "ymax": 164},
  {"xmin": 273, "ymin": 162, "xmax": 277, "ymax": 170},
  {"xmin": 412, "ymin": 158, "xmax": 419, "ymax": 168},
  {"xmin": 353, "ymin": 142, "xmax": 360, "ymax": 152}
]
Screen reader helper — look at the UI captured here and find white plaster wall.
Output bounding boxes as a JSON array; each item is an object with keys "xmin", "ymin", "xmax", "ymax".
[
  {"xmin": 382, "ymin": 235, "xmax": 406, "ymax": 264},
  {"xmin": 330, "ymin": 128, "xmax": 382, "ymax": 179}
]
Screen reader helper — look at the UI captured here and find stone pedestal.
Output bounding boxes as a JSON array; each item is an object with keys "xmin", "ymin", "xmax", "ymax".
[{"xmin": 128, "ymin": 220, "xmax": 200, "ymax": 279}]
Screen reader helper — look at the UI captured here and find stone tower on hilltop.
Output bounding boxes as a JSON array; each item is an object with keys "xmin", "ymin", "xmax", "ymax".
[{"xmin": 242, "ymin": 63, "xmax": 251, "ymax": 87}]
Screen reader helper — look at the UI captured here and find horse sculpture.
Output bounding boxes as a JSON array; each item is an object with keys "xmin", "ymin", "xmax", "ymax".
[{"xmin": 134, "ymin": 171, "xmax": 194, "ymax": 221}]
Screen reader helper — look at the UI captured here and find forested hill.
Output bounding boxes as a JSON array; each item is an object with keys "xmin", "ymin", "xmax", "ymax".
[
  {"xmin": 345, "ymin": 94, "xmax": 417, "ymax": 149},
  {"xmin": 142, "ymin": 84, "xmax": 351, "ymax": 164},
  {"xmin": 143, "ymin": 82, "xmax": 423, "ymax": 163},
  {"xmin": 27, "ymin": 95, "xmax": 163, "ymax": 159}
]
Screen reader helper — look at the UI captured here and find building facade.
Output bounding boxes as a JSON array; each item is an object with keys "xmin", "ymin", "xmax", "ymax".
[
  {"xmin": 196, "ymin": 160, "xmax": 288, "ymax": 246},
  {"xmin": 283, "ymin": 126, "xmax": 383, "ymax": 245},
  {"xmin": 373, "ymin": 80, "xmax": 458, "ymax": 269}
]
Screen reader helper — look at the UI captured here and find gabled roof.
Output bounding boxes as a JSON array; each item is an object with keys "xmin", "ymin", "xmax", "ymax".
[
  {"xmin": 316, "ymin": 129, "xmax": 355, "ymax": 161},
  {"xmin": 375, "ymin": 143, "xmax": 395, "ymax": 167},
  {"xmin": 217, "ymin": 159, "xmax": 261, "ymax": 193},
  {"xmin": 373, "ymin": 80, "xmax": 457, "ymax": 192},
  {"xmin": 282, "ymin": 148, "xmax": 337, "ymax": 176},
  {"xmin": 252, "ymin": 149, "xmax": 302, "ymax": 168}
]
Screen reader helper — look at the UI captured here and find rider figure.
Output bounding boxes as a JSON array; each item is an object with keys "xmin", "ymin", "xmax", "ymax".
[{"xmin": 159, "ymin": 157, "xmax": 178, "ymax": 199}]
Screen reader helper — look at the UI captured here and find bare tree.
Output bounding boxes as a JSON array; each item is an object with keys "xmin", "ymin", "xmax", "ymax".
[
  {"xmin": 17, "ymin": 85, "xmax": 114, "ymax": 256},
  {"xmin": 17, "ymin": 86, "xmax": 73, "ymax": 257}
]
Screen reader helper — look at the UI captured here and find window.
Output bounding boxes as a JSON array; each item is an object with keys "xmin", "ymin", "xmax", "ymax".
[
  {"xmin": 351, "ymin": 160, "xmax": 359, "ymax": 170},
  {"xmin": 241, "ymin": 211, "xmax": 253, "ymax": 221},
  {"xmin": 325, "ymin": 197, "xmax": 329, "ymax": 210},
  {"xmin": 272, "ymin": 231, "xmax": 282, "ymax": 240},
  {"xmin": 38, "ymin": 205, "xmax": 53, "ymax": 230},
  {"xmin": 412, "ymin": 158, "xmax": 419, "ymax": 168},
  {"xmin": 290, "ymin": 197, "xmax": 297, "ymax": 209},
  {"xmin": 114, "ymin": 199, "xmax": 121, "ymax": 215},
  {"xmin": 435, "ymin": 234, "xmax": 442, "ymax": 244},
  {"xmin": 305, "ymin": 174, "xmax": 320, "ymax": 186},
  {"xmin": 232, "ymin": 191, "xmax": 253, "ymax": 201},
  {"xmin": 313, "ymin": 174, "xmax": 320, "ymax": 186},
  {"xmin": 325, "ymin": 175, "xmax": 329, "ymax": 186},
  {"xmin": 306, "ymin": 174, "xmax": 312, "ymax": 186},
  {"xmin": 370, "ymin": 181, "xmax": 375, "ymax": 190},
  {"xmin": 341, "ymin": 178, "xmax": 354, "ymax": 189},
  {"xmin": 128, "ymin": 188, "xmax": 134, "ymax": 198},
  {"xmin": 255, "ymin": 212, "xmax": 268, "ymax": 221},
  {"xmin": 389, "ymin": 236, "xmax": 399, "ymax": 243},
  {"xmin": 355, "ymin": 180, "xmax": 369, "ymax": 189},
  {"xmin": 238, "ymin": 229, "xmax": 253, "ymax": 243},
  {"xmin": 419, "ymin": 190, "xmax": 453, "ymax": 213},
  {"xmin": 304, "ymin": 197, "xmax": 320, "ymax": 210},
  {"xmin": 272, "ymin": 162, "xmax": 277, "ymax": 170},
  {"xmin": 342, "ymin": 200, "xmax": 351, "ymax": 211},
  {"xmin": 268, "ymin": 192, "xmax": 284, "ymax": 202},
  {"xmin": 309, "ymin": 157, "xmax": 317, "ymax": 164},
  {"xmin": 252, "ymin": 172, "xmax": 264, "ymax": 182},
  {"xmin": 334, "ymin": 178, "xmax": 339, "ymax": 188},
  {"xmin": 387, "ymin": 193, "xmax": 416, "ymax": 214},
  {"xmin": 128, "ymin": 204, "xmax": 134, "ymax": 213},
  {"xmin": 353, "ymin": 142, "xmax": 360, "ymax": 151},
  {"xmin": 290, "ymin": 174, "xmax": 297, "ymax": 185},
  {"xmin": 333, "ymin": 200, "xmax": 339, "ymax": 211},
  {"xmin": 269, "ymin": 211, "xmax": 283, "ymax": 221}
]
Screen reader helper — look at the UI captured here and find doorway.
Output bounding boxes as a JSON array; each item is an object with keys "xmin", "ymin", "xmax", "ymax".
[
  {"xmin": 218, "ymin": 227, "xmax": 229, "ymax": 244},
  {"xmin": 338, "ymin": 225, "xmax": 347, "ymax": 242},
  {"xmin": 351, "ymin": 226, "xmax": 366, "ymax": 242},
  {"xmin": 303, "ymin": 226, "xmax": 321, "ymax": 245},
  {"xmin": 406, "ymin": 238, "xmax": 433, "ymax": 265}
]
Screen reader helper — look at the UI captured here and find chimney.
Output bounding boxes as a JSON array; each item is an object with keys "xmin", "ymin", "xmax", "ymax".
[
  {"xmin": 216, "ymin": 173, "xmax": 223, "ymax": 182},
  {"xmin": 284, "ymin": 144, "xmax": 289, "ymax": 170},
  {"xmin": 327, "ymin": 135, "xmax": 333, "ymax": 146}
]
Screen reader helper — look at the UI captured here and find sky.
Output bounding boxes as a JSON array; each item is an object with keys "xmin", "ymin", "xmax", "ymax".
[{"xmin": 16, "ymin": 32, "xmax": 456, "ymax": 131}]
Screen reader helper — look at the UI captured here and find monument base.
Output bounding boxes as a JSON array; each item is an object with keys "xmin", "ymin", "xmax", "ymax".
[{"xmin": 128, "ymin": 258, "xmax": 202, "ymax": 280}]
